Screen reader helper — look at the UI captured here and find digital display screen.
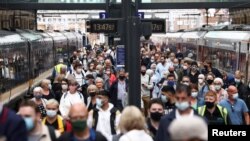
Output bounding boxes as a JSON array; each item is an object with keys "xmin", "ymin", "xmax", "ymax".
[{"xmin": 87, "ymin": 20, "xmax": 118, "ymax": 33}]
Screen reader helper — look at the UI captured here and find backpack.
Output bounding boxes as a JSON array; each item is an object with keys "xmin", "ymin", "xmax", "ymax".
[{"xmin": 93, "ymin": 107, "xmax": 118, "ymax": 134}]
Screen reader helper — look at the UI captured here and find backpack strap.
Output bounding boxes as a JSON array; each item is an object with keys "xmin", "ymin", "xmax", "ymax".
[
  {"xmin": 92, "ymin": 109, "xmax": 99, "ymax": 130},
  {"xmin": 48, "ymin": 126, "xmax": 56, "ymax": 141},
  {"xmin": 110, "ymin": 107, "xmax": 118, "ymax": 135},
  {"xmin": 89, "ymin": 128, "xmax": 96, "ymax": 141}
]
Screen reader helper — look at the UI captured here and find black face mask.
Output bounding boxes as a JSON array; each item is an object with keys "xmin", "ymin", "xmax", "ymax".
[
  {"xmin": 89, "ymin": 92, "xmax": 96, "ymax": 97},
  {"xmin": 169, "ymin": 71, "xmax": 174, "ymax": 73},
  {"xmin": 207, "ymin": 80, "xmax": 213, "ymax": 85},
  {"xmin": 119, "ymin": 76, "xmax": 126, "ymax": 80},
  {"xmin": 205, "ymin": 101, "xmax": 214, "ymax": 109},
  {"xmin": 150, "ymin": 112, "xmax": 163, "ymax": 121},
  {"xmin": 204, "ymin": 65, "xmax": 208, "ymax": 70},
  {"xmin": 141, "ymin": 72, "xmax": 146, "ymax": 75}
]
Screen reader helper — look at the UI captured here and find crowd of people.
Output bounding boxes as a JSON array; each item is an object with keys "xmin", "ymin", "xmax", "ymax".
[{"xmin": 1, "ymin": 42, "xmax": 250, "ymax": 141}]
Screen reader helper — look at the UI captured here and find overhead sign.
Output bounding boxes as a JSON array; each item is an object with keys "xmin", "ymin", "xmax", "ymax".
[
  {"xmin": 137, "ymin": 12, "xmax": 145, "ymax": 19},
  {"xmin": 116, "ymin": 45, "xmax": 125, "ymax": 68},
  {"xmin": 99, "ymin": 12, "xmax": 108, "ymax": 19},
  {"xmin": 86, "ymin": 19, "xmax": 118, "ymax": 33},
  {"xmin": 141, "ymin": 19, "xmax": 166, "ymax": 33}
]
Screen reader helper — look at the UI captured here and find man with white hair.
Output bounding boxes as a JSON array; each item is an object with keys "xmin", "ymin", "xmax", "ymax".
[
  {"xmin": 213, "ymin": 78, "xmax": 228, "ymax": 103},
  {"xmin": 168, "ymin": 115, "xmax": 208, "ymax": 141},
  {"xmin": 197, "ymin": 74, "xmax": 209, "ymax": 101}
]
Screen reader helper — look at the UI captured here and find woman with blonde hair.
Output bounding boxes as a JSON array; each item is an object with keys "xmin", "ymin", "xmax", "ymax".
[{"xmin": 118, "ymin": 106, "xmax": 153, "ymax": 141}]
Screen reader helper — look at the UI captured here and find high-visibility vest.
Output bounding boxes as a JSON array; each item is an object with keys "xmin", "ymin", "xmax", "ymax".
[
  {"xmin": 55, "ymin": 64, "xmax": 65, "ymax": 74},
  {"xmin": 42, "ymin": 115, "xmax": 65, "ymax": 133},
  {"xmin": 198, "ymin": 105, "xmax": 228, "ymax": 125}
]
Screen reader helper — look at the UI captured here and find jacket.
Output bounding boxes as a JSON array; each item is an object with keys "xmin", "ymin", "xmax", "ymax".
[
  {"xmin": 109, "ymin": 80, "xmax": 128, "ymax": 107},
  {"xmin": 0, "ymin": 107, "xmax": 28, "ymax": 141},
  {"xmin": 155, "ymin": 108, "xmax": 201, "ymax": 141}
]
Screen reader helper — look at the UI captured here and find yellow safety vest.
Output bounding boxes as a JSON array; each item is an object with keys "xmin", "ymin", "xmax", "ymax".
[
  {"xmin": 42, "ymin": 115, "xmax": 65, "ymax": 133},
  {"xmin": 198, "ymin": 105, "xmax": 228, "ymax": 125},
  {"xmin": 54, "ymin": 64, "xmax": 65, "ymax": 74}
]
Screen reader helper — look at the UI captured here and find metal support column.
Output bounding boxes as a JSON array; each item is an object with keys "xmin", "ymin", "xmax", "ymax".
[{"xmin": 122, "ymin": 0, "xmax": 141, "ymax": 108}]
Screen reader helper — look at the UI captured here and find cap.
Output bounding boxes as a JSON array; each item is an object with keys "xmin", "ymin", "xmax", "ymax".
[{"xmin": 168, "ymin": 115, "xmax": 208, "ymax": 141}]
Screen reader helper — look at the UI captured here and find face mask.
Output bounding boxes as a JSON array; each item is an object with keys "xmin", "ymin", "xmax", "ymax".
[
  {"xmin": 48, "ymin": 84, "xmax": 52, "ymax": 90},
  {"xmin": 24, "ymin": 117, "xmax": 34, "ymax": 131},
  {"xmin": 175, "ymin": 101, "xmax": 189, "ymax": 111},
  {"xmin": 141, "ymin": 71, "xmax": 146, "ymax": 75},
  {"xmin": 151, "ymin": 59, "xmax": 155, "ymax": 63},
  {"xmin": 161, "ymin": 95, "xmax": 168, "ymax": 103},
  {"xmin": 233, "ymin": 93, "xmax": 239, "ymax": 99},
  {"xmin": 96, "ymin": 98, "xmax": 103, "ymax": 108},
  {"xmin": 173, "ymin": 64, "xmax": 178, "ymax": 67},
  {"xmin": 207, "ymin": 80, "xmax": 213, "ymax": 85},
  {"xmin": 71, "ymin": 120, "xmax": 87, "ymax": 132},
  {"xmin": 214, "ymin": 85, "xmax": 221, "ymax": 91},
  {"xmin": 191, "ymin": 67, "xmax": 197, "ymax": 72},
  {"xmin": 198, "ymin": 79, "xmax": 204, "ymax": 84},
  {"xmin": 150, "ymin": 112, "xmax": 163, "ymax": 121},
  {"xmin": 119, "ymin": 75, "xmax": 126, "ymax": 81},
  {"xmin": 205, "ymin": 101, "xmax": 214, "ymax": 109},
  {"xmin": 204, "ymin": 65, "xmax": 208, "ymax": 69},
  {"xmin": 167, "ymin": 81, "xmax": 175, "ymax": 87},
  {"xmin": 46, "ymin": 110, "xmax": 57, "ymax": 118},
  {"xmin": 76, "ymin": 68, "xmax": 82, "ymax": 73},
  {"xmin": 235, "ymin": 79, "xmax": 241, "ymax": 84},
  {"xmin": 183, "ymin": 82, "xmax": 189, "ymax": 86},
  {"xmin": 61, "ymin": 84, "xmax": 68, "ymax": 90},
  {"xmin": 169, "ymin": 70, "xmax": 174, "ymax": 73},
  {"xmin": 89, "ymin": 92, "xmax": 96, "ymax": 97},
  {"xmin": 34, "ymin": 94, "xmax": 43, "ymax": 99},
  {"xmin": 191, "ymin": 92, "xmax": 198, "ymax": 98},
  {"xmin": 183, "ymin": 66, "xmax": 188, "ymax": 70}
]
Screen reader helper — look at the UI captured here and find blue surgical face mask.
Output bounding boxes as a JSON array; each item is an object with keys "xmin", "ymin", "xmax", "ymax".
[
  {"xmin": 167, "ymin": 81, "xmax": 175, "ymax": 87},
  {"xmin": 96, "ymin": 98, "xmax": 103, "ymax": 108},
  {"xmin": 161, "ymin": 95, "xmax": 168, "ymax": 103},
  {"xmin": 175, "ymin": 101, "xmax": 189, "ymax": 111},
  {"xmin": 34, "ymin": 94, "xmax": 43, "ymax": 99},
  {"xmin": 24, "ymin": 117, "xmax": 34, "ymax": 131},
  {"xmin": 46, "ymin": 110, "xmax": 57, "ymax": 118},
  {"xmin": 233, "ymin": 93, "xmax": 239, "ymax": 99}
]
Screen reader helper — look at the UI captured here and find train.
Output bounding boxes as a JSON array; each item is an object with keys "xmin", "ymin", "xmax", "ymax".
[
  {"xmin": 0, "ymin": 29, "xmax": 87, "ymax": 107},
  {"xmin": 150, "ymin": 25, "xmax": 250, "ymax": 83}
]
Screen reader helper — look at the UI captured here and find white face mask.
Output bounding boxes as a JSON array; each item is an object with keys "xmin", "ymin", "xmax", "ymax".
[
  {"xmin": 214, "ymin": 85, "xmax": 221, "ymax": 91},
  {"xmin": 183, "ymin": 66, "xmax": 188, "ymax": 70},
  {"xmin": 61, "ymin": 84, "xmax": 68, "ymax": 90},
  {"xmin": 198, "ymin": 79, "xmax": 204, "ymax": 84},
  {"xmin": 191, "ymin": 92, "xmax": 198, "ymax": 98}
]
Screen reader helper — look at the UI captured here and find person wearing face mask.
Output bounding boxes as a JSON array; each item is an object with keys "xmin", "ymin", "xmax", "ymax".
[
  {"xmin": 233, "ymin": 70, "xmax": 248, "ymax": 100},
  {"xmin": 219, "ymin": 85, "xmax": 249, "ymax": 125},
  {"xmin": 197, "ymin": 74, "xmax": 209, "ymax": 102},
  {"xmin": 18, "ymin": 100, "xmax": 61, "ymax": 141},
  {"xmin": 110, "ymin": 69, "xmax": 128, "ymax": 112},
  {"xmin": 31, "ymin": 87, "xmax": 48, "ymax": 118},
  {"xmin": 181, "ymin": 60, "xmax": 191, "ymax": 77},
  {"xmin": 67, "ymin": 63, "xmax": 85, "ymax": 87},
  {"xmin": 88, "ymin": 90, "xmax": 121, "ymax": 141},
  {"xmin": 0, "ymin": 101, "xmax": 28, "ymax": 141},
  {"xmin": 86, "ymin": 85, "xmax": 98, "ymax": 111},
  {"xmin": 157, "ymin": 73, "xmax": 176, "ymax": 89},
  {"xmin": 42, "ymin": 99, "xmax": 71, "ymax": 133},
  {"xmin": 188, "ymin": 61, "xmax": 200, "ymax": 84},
  {"xmin": 201, "ymin": 60, "xmax": 223, "ymax": 79},
  {"xmin": 198, "ymin": 91, "xmax": 230, "ymax": 125},
  {"xmin": 141, "ymin": 65, "xmax": 154, "ymax": 117},
  {"xmin": 155, "ymin": 84, "xmax": 201, "ymax": 141},
  {"xmin": 190, "ymin": 84, "xmax": 204, "ymax": 110},
  {"xmin": 156, "ymin": 56, "xmax": 170, "ymax": 79},
  {"xmin": 213, "ymin": 78, "xmax": 228, "ymax": 103},
  {"xmin": 40, "ymin": 79, "xmax": 55, "ymax": 100},
  {"xmin": 181, "ymin": 76, "xmax": 190, "ymax": 86},
  {"xmin": 160, "ymin": 86, "xmax": 176, "ymax": 115},
  {"xmin": 147, "ymin": 99, "xmax": 164, "ymax": 140},
  {"xmin": 206, "ymin": 73, "xmax": 215, "ymax": 91},
  {"xmin": 58, "ymin": 103, "xmax": 107, "ymax": 141}
]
